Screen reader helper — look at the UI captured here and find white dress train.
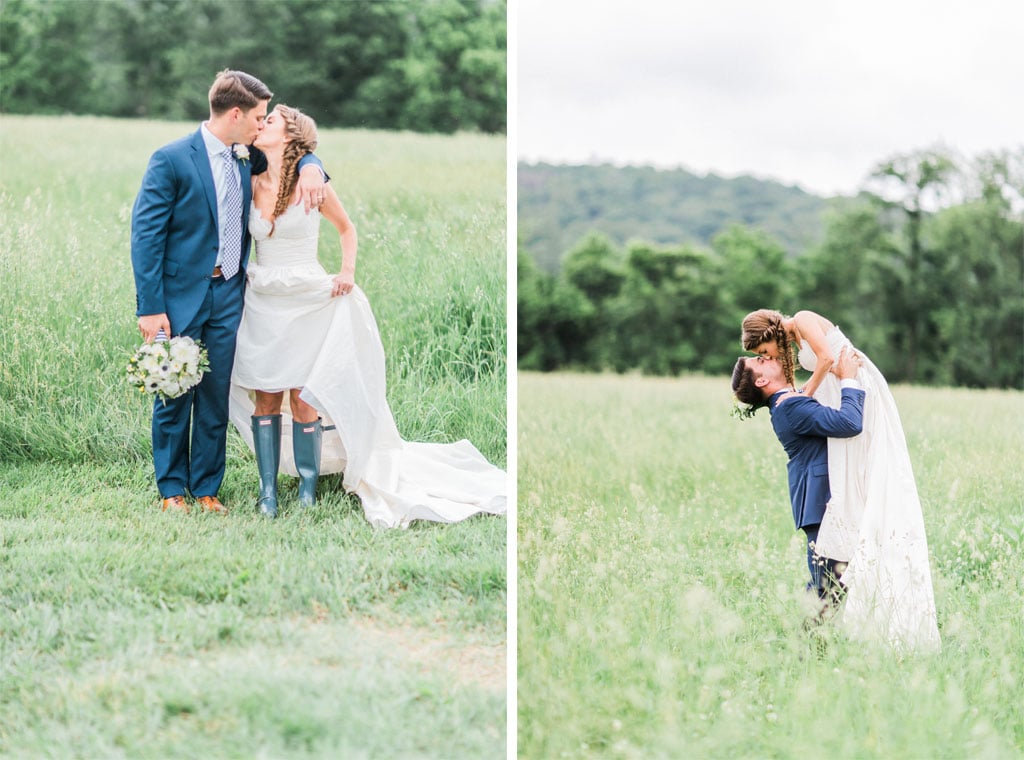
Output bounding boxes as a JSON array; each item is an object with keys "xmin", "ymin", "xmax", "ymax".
[
  {"xmin": 800, "ymin": 327, "xmax": 940, "ymax": 653},
  {"xmin": 229, "ymin": 201, "xmax": 507, "ymax": 528}
]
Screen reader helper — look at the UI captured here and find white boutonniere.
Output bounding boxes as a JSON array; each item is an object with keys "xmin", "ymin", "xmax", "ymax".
[{"xmin": 232, "ymin": 144, "xmax": 250, "ymax": 165}]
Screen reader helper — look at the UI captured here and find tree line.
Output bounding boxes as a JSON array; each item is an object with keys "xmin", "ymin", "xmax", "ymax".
[
  {"xmin": 0, "ymin": 0, "xmax": 506, "ymax": 133},
  {"xmin": 519, "ymin": 149, "xmax": 1024, "ymax": 390}
]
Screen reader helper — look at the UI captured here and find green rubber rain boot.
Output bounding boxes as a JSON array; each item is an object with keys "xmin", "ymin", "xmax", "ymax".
[
  {"xmin": 251, "ymin": 414, "xmax": 281, "ymax": 518},
  {"xmin": 293, "ymin": 418, "xmax": 322, "ymax": 509}
]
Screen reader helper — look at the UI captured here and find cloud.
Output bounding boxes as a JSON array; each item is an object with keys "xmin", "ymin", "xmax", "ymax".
[{"xmin": 517, "ymin": 0, "xmax": 1024, "ymax": 195}]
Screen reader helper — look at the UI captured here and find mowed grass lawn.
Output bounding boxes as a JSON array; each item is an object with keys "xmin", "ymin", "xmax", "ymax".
[
  {"xmin": 0, "ymin": 115, "xmax": 507, "ymax": 758},
  {"xmin": 518, "ymin": 371, "xmax": 1023, "ymax": 759}
]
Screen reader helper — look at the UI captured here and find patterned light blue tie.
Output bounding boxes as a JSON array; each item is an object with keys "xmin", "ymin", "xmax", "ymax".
[{"xmin": 220, "ymin": 147, "xmax": 242, "ymax": 279}]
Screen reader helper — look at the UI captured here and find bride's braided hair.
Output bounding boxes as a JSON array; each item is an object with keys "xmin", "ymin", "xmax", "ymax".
[
  {"xmin": 270, "ymin": 105, "xmax": 319, "ymax": 232},
  {"xmin": 741, "ymin": 309, "xmax": 796, "ymax": 385}
]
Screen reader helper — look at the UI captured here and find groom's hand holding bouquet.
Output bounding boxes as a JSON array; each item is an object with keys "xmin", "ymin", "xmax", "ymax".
[{"xmin": 127, "ymin": 330, "xmax": 210, "ymax": 404}]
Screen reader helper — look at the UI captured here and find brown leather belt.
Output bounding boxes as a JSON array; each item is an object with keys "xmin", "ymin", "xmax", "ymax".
[{"xmin": 212, "ymin": 265, "xmax": 224, "ymax": 278}]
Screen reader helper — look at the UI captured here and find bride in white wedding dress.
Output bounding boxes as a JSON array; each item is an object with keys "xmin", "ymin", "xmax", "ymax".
[
  {"xmin": 742, "ymin": 309, "xmax": 940, "ymax": 653},
  {"xmin": 228, "ymin": 105, "xmax": 506, "ymax": 528}
]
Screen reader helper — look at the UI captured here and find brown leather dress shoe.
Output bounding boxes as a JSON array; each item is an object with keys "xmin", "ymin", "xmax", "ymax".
[
  {"xmin": 196, "ymin": 495, "xmax": 228, "ymax": 514},
  {"xmin": 162, "ymin": 495, "xmax": 189, "ymax": 514}
]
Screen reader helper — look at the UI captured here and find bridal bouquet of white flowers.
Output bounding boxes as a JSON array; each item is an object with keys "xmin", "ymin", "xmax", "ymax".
[{"xmin": 127, "ymin": 333, "xmax": 210, "ymax": 403}]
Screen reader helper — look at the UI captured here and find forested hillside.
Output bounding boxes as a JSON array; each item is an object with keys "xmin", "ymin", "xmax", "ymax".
[{"xmin": 518, "ymin": 162, "xmax": 831, "ymax": 272}]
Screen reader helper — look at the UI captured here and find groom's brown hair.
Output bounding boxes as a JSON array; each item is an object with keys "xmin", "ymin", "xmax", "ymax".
[
  {"xmin": 731, "ymin": 357, "xmax": 767, "ymax": 410},
  {"xmin": 208, "ymin": 69, "xmax": 273, "ymax": 115}
]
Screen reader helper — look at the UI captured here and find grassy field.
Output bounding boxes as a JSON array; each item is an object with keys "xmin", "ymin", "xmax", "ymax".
[
  {"xmin": 0, "ymin": 115, "xmax": 507, "ymax": 758},
  {"xmin": 518, "ymin": 372, "xmax": 1023, "ymax": 759}
]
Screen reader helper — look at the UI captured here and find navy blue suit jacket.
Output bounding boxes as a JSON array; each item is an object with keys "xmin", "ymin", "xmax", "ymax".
[{"xmin": 767, "ymin": 387, "xmax": 865, "ymax": 529}]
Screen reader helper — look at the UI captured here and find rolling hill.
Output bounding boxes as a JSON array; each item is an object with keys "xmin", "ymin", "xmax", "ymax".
[{"xmin": 518, "ymin": 162, "xmax": 837, "ymax": 272}]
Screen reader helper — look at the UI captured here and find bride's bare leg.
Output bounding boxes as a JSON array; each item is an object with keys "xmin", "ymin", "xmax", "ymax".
[
  {"xmin": 254, "ymin": 390, "xmax": 285, "ymax": 416},
  {"xmin": 289, "ymin": 389, "xmax": 319, "ymax": 423}
]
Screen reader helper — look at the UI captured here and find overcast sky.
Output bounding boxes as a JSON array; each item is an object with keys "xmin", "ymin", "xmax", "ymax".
[{"xmin": 515, "ymin": 0, "xmax": 1024, "ymax": 197}]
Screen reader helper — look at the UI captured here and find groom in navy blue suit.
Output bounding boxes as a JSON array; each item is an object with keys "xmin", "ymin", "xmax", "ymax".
[
  {"xmin": 731, "ymin": 348, "xmax": 865, "ymax": 604},
  {"xmin": 131, "ymin": 70, "xmax": 325, "ymax": 514}
]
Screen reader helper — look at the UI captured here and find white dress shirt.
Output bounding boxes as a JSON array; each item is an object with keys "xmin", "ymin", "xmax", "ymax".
[{"xmin": 200, "ymin": 122, "xmax": 241, "ymax": 268}]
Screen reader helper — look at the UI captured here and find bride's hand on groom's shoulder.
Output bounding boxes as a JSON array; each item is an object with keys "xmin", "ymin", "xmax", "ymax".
[
  {"xmin": 774, "ymin": 389, "xmax": 806, "ymax": 407},
  {"xmin": 297, "ymin": 164, "xmax": 327, "ymax": 214}
]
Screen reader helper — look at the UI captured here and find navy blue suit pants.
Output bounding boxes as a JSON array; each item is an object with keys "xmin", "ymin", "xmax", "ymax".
[
  {"xmin": 802, "ymin": 523, "xmax": 846, "ymax": 599},
  {"xmin": 152, "ymin": 274, "xmax": 245, "ymax": 498}
]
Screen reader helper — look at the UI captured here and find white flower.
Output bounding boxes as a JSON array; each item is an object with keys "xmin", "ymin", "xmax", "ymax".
[
  {"xmin": 232, "ymin": 143, "xmax": 250, "ymax": 164},
  {"xmin": 139, "ymin": 356, "xmax": 162, "ymax": 375},
  {"xmin": 169, "ymin": 342, "xmax": 193, "ymax": 362},
  {"xmin": 126, "ymin": 335, "xmax": 210, "ymax": 404}
]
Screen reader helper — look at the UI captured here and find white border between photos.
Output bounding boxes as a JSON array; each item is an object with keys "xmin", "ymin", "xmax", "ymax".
[{"xmin": 506, "ymin": 1, "xmax": 518, "ymax": 757}]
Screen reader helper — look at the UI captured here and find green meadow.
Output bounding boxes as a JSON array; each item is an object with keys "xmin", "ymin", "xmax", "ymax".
[
  {"xmin": 518, "ymin": 371, "xmax": 1023, "ymax": 759},
  {"xmin": 0, "ymin": 115, "xmax": 506, "ymax": 758}
]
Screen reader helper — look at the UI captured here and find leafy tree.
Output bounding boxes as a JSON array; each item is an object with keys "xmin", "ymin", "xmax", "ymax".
[
  {"xmin": 557, "ymin": 233, "xmax": 625, "ymax": 368},
  {"xmin": 709, "ymin": 225, "xmax": 795, "ymax": 372},
  {"xmin": 0, "ymin": 0, "xmax": 97, "ymax": 114},
  {"xmin": 970, "ymin": 148, "xmax": 1024, "ymax": 216},
  {"xmin": 926, "ymin": 155, "xmax": 1024, "ymax": 388},
  {"xmin": 0, "ymin": 0, "xmax": 505, "ymax": 133},
  {"xmin": 517, "ymin": 248, "xmax": 594, "ymax": 371},
  {"xmin": 383, "ymin": 0, "xmax": 506, "ymax": 133},
  {"xmin": 797, "ymin": 200, "xmax": 903, "ymax": 372},
  {"xmin": 91, "ymin": 0, "xmax": 199, "ymax": 118},
  {"xmin": 608, "ymin": 242, "xmax": 719, "ymax": 375},
  {"xmin": 561, "ymin": 232, "xmax": 624, "ymax": 304},
  {"xmin": 865, "ymin": 150, "xmax": 958, "ymax": 381},
  {"xmin": 267, "ymin": 0, "xmax": 409, "ymax": 127}
]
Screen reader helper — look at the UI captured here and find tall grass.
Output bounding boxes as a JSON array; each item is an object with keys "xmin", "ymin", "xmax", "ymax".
[
  {"xmin": 0, "ymin": 115, "xmax": 506, "ymax": 758},
  {"xmin": 0, "ymin": 115, "xmax": 505, "ymax": 464},
  {"xmin": 518, "ymin": 372, "xmax": 1023, "ymax": 758}
]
